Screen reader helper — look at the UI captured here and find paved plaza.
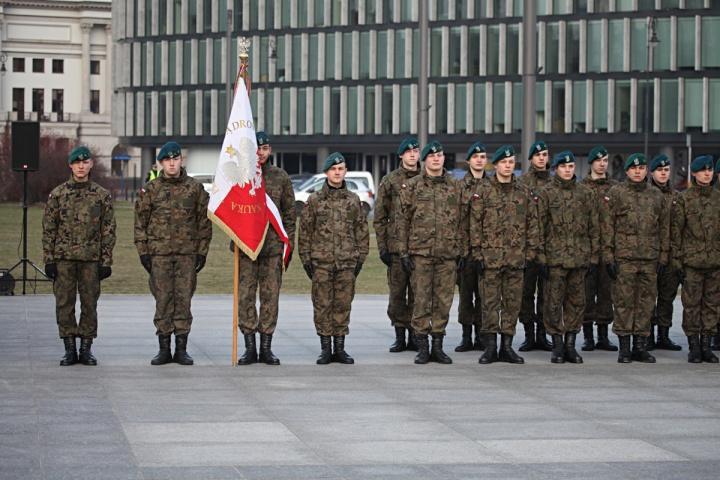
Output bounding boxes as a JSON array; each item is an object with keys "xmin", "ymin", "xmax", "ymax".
[{"xmin": 1, "ymin": 294, "xmax": 719, "ymax": 480}]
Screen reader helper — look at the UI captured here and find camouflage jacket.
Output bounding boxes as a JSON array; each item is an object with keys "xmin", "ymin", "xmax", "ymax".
[
  {"xmin": 671, "ymin": 183, "xmax": 720, "ymax": 270},
  {"xmin": 470, "ymin": 175, "xmax": 540, "ymax": 269},
  {"xmin": 459, "ymin": 171, "xmax": 489, "ymax": 257},
  {"xmin": 373, "ymin": 165, "xmax": 420, "ymax": 254},
  {"xmin": 650, "ymin": 178, "xmax": 679, "ymax": 218},
  {"xmin": 42, "ymin": 177, "xmax": 116, "ymax": 266},
  {"xmin": 397, "ymin": 170, "xmax": 465, "ymax": 260},
  {"xmin": 518, "ymin": 165, "xmax": 551, "ymax": 199},
  {"xmin": 256, "ymin": 162, "xmax": 296, "ymax": 258},
  {"xmin": 581, "ymin": 175, "xmax": 618, "ymax": 197},
  {"xmin": 134, "ymin": 168, "xmax": 212, "ymax": 256},
  {"xmin": 537, "ymin": 175, "xmax": 600, "ymax": 268},
  {"xmin": 298, "ymin": 181, "xmax": 369, "ymax": 269},
  {"xmin": 600, "ymin": 180, "xmax": 670, "ymax": 265}
]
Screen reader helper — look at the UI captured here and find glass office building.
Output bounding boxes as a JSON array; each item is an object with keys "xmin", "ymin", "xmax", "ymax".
[{"xmin": 113, "ymin": 0, "xmax": 720, "ymax": 182}]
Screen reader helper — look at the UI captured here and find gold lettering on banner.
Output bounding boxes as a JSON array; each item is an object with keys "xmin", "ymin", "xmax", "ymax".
[
  {"xmin": 231, "ymin": 202, "xmax": 263, "ymax": 214},
  {"xmin": 226, "ymin": 119, "xmax": 255, "ymax": 135}
]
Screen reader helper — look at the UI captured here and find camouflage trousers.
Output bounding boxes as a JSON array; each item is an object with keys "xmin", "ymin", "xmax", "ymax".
[
  {"xmin": 53, "ymin": 260, "xmax": 100, "ymax": 339},
  {"xmin": 409, "ymin": 256, "xmax": 456, "ymax": 336},
  {"xmin": 519, "ymin": 262, "xmax": 545, "ymax": 326},
  {"xmin": 149, "ymin": 255, "xmax": 197, "ymax": 336},
  {"xmin": 386, "ymin": 254, "xmax": 414, "ymax": 328},
  {"xmin": 311, "ymin": 265, "xmax": 356, "ymax": 336},
  {"xmin": 237, "ymin": 254, "xmax": 283, "ymax": 335},
  {"xmin": 653, "ymin": 267, "xmax": 681, "ymax": 328},
  {"xmin": 542, "ymin": 267, "xmax": 587, "ymax": 335},
  {"xmin": 584, "ymin": 262, "xmax": 614, "ymax": 325},
  {"xmin": 480, "ymin": 268, "xmax": 524, "ymax": 336},
  {"xmin": 457, "ymin": 263, "xmax": 481, "ymax": 327},
  {"xmin": 611, "ymin": 261, "xmax": 656, "ymax": 336},
  {"xmin": 681, "ymin": 267, "xmax": 720, "ymax": 336}
]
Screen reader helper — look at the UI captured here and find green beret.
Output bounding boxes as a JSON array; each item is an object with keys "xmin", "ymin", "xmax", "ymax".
[
  {"xmin": 588, "ymin": 145, "xmax": 608, "ymax": 163},
  {"xmin": 68, "ymin": 146, "xmax": 91, "ymax": 164},
  {"xmin": 492, "ymin": 145, "xmax": 515, "ymax": 164},
  {"xmin": 421, "ymin": 141, "xmax": 443, "ymax": 161},
  {"xmin": 624, "ymin": 153, "xmax": 647, "ymax": 171},
  {"xmin": 157, "ymin": 141, "xmax": 182, "ymax": 161},
  {"xmin": 690, "ymin": 155, "xmax": 714, "ymax": 173},
  {"xmin": 649, "ymin": 154, "xmax": 670, "ymax": 172},
  {"xmin": 256, "ymin": 131, "xmax": 270, "ymax": 146},
  {"xmin": 466, "ymin": 141, "xmax": 487, "ymax": 161},
  {"xmin": 397, "ymin": 136, "xmax": 420, "ymax": 156},
  {"xmin": 528, "ymin": 141, "xmax": 548, "ymax": 160},
  {"xmin": 551, "ymin": 151, "xmax": 575, "ymax": 169},
  {"xmin": 322, "ymin": 152, "xmax": 346, "ymax": 172}
]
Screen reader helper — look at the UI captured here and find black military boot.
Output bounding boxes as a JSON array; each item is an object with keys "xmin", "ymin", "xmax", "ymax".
[
  {"xmin": 498, "ymin": 334, "xmax": 524, "ymax": 364},
  {"xmin": 478, "ymin": 334, "xmax": 498, "ymax": 364},
  {"xmin": 316, "ymin": 335, "xmax": 332, "ymax": 364},
  {"xmin": 564, "ymin": 332, "xmax": 583, "ymax": 364},
  {"xmin": 655, "ymin": 326, "xmax": 682, "ymax": 351},
  {"xmin": 711, "ymin": 329, "xmax": 720, "ymax": 351},
  {"xmin": 150, "ymin": 334, "xmax": 173, "ymax": 365},
  {"xmin": 595, "ymin": 324, "xmax": 618, "ymax": 351},
  {"xmin": 700, "ymin": 335, "xmax": 719, "ymax": 363},
  {"xmin": 581, "ymin": 323, "xmax": 595, "ymax": 351},
  {"xmin": 430, "ymin": 334, "xmax": 452, "ymax": 364},
  {"xmin": 59, "ymin": 337, "xmax": 78, "ymax": 366},
  {"xmin": 646, "ymin": 324, "xmax": 656, "ymax": 351},
  {"xmin": 687, "ymin": 335, "xmax": 702, "ymax": 363},
  {"xmin": 550, "ymin": 334, "xmax": 565, "ymax": 364},
  {"xmin": 259, "ymin": 333, "xmax": 280, "ymax": 365},
  {"xmin": 78, "ymin": 338, "xmax": 97, "ymax": 366},
  {"xmin": 454, "ymin": 325, "xmax": 474, "ymax": 352},
  {"xmin": 238, "ymin": 333, "xmax": 258, "ymax": 365},
  {"xmin": 617, "ymin": 335, "xmax": 632, "ymax": 363},
  {"xmin": 518, "ymin": 322, "xmax": 535, "ymax": 352},
  {"xmin": 332, "ymin": 336, "xmax": 354, "ymax": 364},
  {"xmin": 389, "ymin": 327, "xmax": 407, "ymax": 353},
  {"xmin": 173, "ymin": 334, "xmax": 194, "ymax": 365},
  {"xmin": 535, "ymin": 322, "xmax": 553, "ymax": 351},
  {"xmin": 414, "ymin": 335, "xmax": 430, "ymax": 364},
  {"xmin": 473, "ymin": 325, "xmax": 485, "ymax": 351},
  {"xmin": 631, "ymin": 335, "xmax": 656, "ymax": 363},
  {"xmin": 406, "ymin": 328, "xmax": 419, "ymax": 351}
]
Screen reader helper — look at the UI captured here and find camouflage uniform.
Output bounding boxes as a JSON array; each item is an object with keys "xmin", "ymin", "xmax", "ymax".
[
  {"xmin": 236, "ymin": 162, "xmax": 296, "ymax": 335},
  {"xmin": 470, "ymin": 175, "xmax": 540, "ymax": 336},
  {"xmin": 537, "ymin": 175, "xmax": 599, "ymax": 335},
  {"xmin": 374, "ymin": 165, "xmax": 420, "ymax": 329},
  {"xmin": 398, "ymin": 171, "xmax": 465, "ymax": 336},
  {"xmin": 299, "ymin": 181, "xmax": 369, "ymax": 336},
  {"xmin": 134, "ymin": 168, "xmax": 212, "ymax": 336},
  {"xmin": 42, "ymin": 177, "xmax": 116, "ymax": 339}
]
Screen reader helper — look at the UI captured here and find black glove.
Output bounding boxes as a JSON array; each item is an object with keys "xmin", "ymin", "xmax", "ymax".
[
  {"xmin": 656, "ymin": 263, "xmax": 667, "ymax": 275},
  {"xmin": 539, "ymin": 263, "xmax": 550, "ymax": 280},
  {"xmin": 98, "ymin": 265, "xmax": 112, "ymax": 281},
  {"xmin": 456, "ymin": 256, "xmax": 466, "ymax": 273},
  {"xmin": 285, "ymin": 248, "xmax": 293, "ymax": 268},
  {"xmin": 354, "ymin": 261, "xmax": 363, "ymax": 277},
  {"xmin": 606, "ymin": 262, "xmax": 619, "ymax": 281},
  {"xmin": 303, "ymin": 262, "xmax": 314, "ymax": 280},
  {"xmin": 379, "ymin": 250, "xmax": 393, "ymax": 267},
  {"xmin": 587, "ymin": 263, "xmax": 598, "ymax": 277},
  {"xmin": 195, "ymin": 255, "xmax": 206, "ymax": 273},
  {"xmin": 229, "ymin": 240, "xmax": 236, "ymax": 253},
  {"xmin": 400, "ymin": 256, "xmax": 414, "ymax": 274},
  {"xmin": 140, "ymin": 255, "xmax": 152, "ymax": 274},
  {"xmin": 44, "ymin": 263, "xmax": 57, "ymax": 280},
  {"xmin": 474, "ymin": 259, "xmax": 486, "ymax": 277}
]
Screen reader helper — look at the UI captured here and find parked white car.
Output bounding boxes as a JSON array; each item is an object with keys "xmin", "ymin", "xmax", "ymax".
[
  {"xmin": 294, "ymin": 176, "xmax": 375, "ymax": 216},
  {"xmin": 296, "ymin": 171, "xmax": 375, "ymax": 195},
  {"xmin": 187, "ymin": 173, "xmax": 214, "ymax": 195}
]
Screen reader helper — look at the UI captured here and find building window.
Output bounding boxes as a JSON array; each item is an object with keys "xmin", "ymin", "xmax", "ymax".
[
  {"xmin": 90, "ymin": 60, "xmax": 100, "ymax": 75},
  {"xmin": 566, "ymin": 22, "xmax": 580, "ymax": 73},
  {"xmin": 660, "ymin": 79, "xmax": 678, "ymax": 132},
  {"xmin": 12, "ymin": 88, "xmax": 25, "ymax": 118},
  {"xmin": 473, "ymin": 83, "xmax": 485, "ymax": 133},
  {"xmin": 608, "ymin": 20, "xmax": 624, "ymax": 72},
  {"xmin": 709, "ymin": 79, "xmax": 720, "ymax": 132},
  {"xmin": 52, "ymin": 89, "xmax": 64, "ymax": 119},
  {"xmin": 492, "ymin": 82, "xmax": 504, "ymax": 132},
  {"xmin": 573, "ymin": 81, "xmax": 586, "ymax": 132},
  {"xmin": 552, "ymin": 82, "xmax": 565, "ymax": 133},
  {"xmin": 32, "ymin": 89, "xmax": 44, "ymax": 114},
  {"xmin": 90, "ymin": 90, "xmax": 100, "ymax": 114},
  {"xmin": 429, "ymin": 28, "xmax": 441, "ymax": 76},
  {"xmin": 684, "ymin": 79, "xmax": 702, "ymax": 132},
  {"xmin": 13, "ymin": 58, "xmax": 25, "ymax": 72},
  {"xmin": 630, "ymin": 19, "xmax": 647, "ymax": 72},
  {"xmin": 702, "ymin": 18, "xmax": 720, "ymax": 68},
  {"xmin": 587, "ymin": 21, "xmax": 602, "ymax": 73},
  {"xmin": 677, "ymin": 17, "xmax": 695, "ymax": 70},
  {"xmin": 614, "ymin": 80, "xmax": 631, "ymax": 132},
  {"xmin": 545, "ymin": 23, "xmax": 559, "ymax": 74},
  {"xmin": 52, "ymin": 59, "xmax": 64, "ymax": 73},
  {"xmin": 487, "ymin": 25, "xmax": 500, "ymax": 75},
  {"xmin": 32, "ymin": 59, "xmax": 44, "ymax": 73},
  {"xmin": 593, "ymin": 81, "xmax": 608, "ymax": 132},
  {"xmin": 435, "ymin": 85, "xmax": 448, "ymax": 134}
]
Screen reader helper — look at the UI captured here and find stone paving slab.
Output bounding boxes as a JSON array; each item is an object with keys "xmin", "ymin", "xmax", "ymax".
[{"xmin": 1, "ymin": 294, "xmax": 719, "ymax": 479}]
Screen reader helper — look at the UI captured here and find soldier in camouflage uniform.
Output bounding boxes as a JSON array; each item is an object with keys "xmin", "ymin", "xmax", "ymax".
[
  {"xmin": 537, "ymin": 151, "xmax": 599, "ymax": 364},
  {"xmin": 134, "ymin": 141, "xmax": 212, "ymax": 366},
  {"xmin": 42, "ymin": 146, "xmax": 116, "ymax": 366},
  {"xmin": 398, "ymin": 140, "xmax": 464, "ymax": 365},
  {"xmin": 671, "ymin": 155, "xmax": 720, "ymax": 363},
  {"xmin": 581, "ymin": 146, "xmax": 619, "ymax": 352},
  {"xmin": 647, "ymin": 154, "xmax": 682, "ymax": 351},
  {"xmin": 299, "ymin": 153, "xmax": 369, "ymax": 365},
  {"xmin": 471, "ymin": 146, "xmax": 540, "ymax": 365},
  {"xmin": 714, "ymin": 158, "xmax": 720, "ymax": 351},
  {"xmin": 601, "ymin": 153, "xmax": 670, "ymax": 363},
  {"xmin": 517, "ymin": 141, "xmax": 553, "ymax": 352},
  {"xmin": 455, "ymin": 141, "xmax": 489, "ymax": 353},
  {"xmin": 234, "ymin": 132, "xmax": 296, "ymax": 366},
  {"xmin": 374, "ymin": 136, "xmax": 420, "ymax": 353}
]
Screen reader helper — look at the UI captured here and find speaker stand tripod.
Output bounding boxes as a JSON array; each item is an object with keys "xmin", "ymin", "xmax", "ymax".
[{"xmin": 8, "ymin": 170, "xmax": 49, "ymax": 295}]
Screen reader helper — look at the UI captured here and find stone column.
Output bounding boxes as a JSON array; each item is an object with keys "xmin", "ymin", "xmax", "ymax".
[
  {"xmin": 81, "ymin": 22, "xmax": 92, "ymax": 114},
  {"xmin": 105, "ymin": 24, "xmax": 112, "ymax": 114}
]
